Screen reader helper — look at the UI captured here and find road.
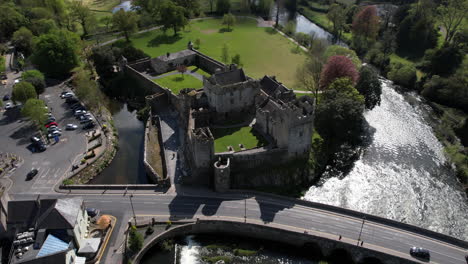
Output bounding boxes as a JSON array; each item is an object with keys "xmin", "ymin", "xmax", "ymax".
[{"xmin": 11, "ymin": 191, "xmax": 468, "ymax": 264}]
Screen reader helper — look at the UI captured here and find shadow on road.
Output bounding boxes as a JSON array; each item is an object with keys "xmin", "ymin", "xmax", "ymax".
[
  {"xmin": 254, "ymin": 195, "xmax": 295, "ymax": 223},
  {"xmin": 167, "ymin": 195, "xmax": 224, "ymax": 221}
]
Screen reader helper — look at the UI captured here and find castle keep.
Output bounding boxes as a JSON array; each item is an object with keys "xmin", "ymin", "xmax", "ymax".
[{"xmin": 124, "ymin": 45, "xmax": 315, "ymax": 191}]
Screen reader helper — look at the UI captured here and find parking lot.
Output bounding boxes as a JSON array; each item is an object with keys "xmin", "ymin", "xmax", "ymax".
[{"xmin": 1, "ymin": 65, "xmax": 88, "ymax": 195}]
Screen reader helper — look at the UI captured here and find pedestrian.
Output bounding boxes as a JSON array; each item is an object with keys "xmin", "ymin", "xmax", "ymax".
[
  {"xmin": 361, "ymin": 241, "xmax": 364, "ymax": 246},
  {"xmin": 338, "ymin": 235, "xmax": 342, "ymax": 240}
]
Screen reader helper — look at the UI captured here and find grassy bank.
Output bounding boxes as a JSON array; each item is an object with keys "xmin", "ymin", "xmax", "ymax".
[{"xmin": 128, "ymin": 18, "xmax": 306, "ymax": 88}]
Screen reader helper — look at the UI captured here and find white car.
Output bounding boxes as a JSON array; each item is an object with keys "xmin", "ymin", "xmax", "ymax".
[
  {"xmin": 74, "ymin": 110, "xmax": 87, "ymax": 116},
  {"xmin": 66, "ymin": 124, "xmax": 78, "ymax": 130},
  {"xmin": 5, "ymin": 102, "xmax": 13, "ymax": 109},
  {"xmin": 61, "ymin": 92, "xmax": 75, "ymax": 98},
  {"xmin": 48, "ymin": 130, "xmax": 62, "ymax": 137},
  {"xmin": 14, "ymin": 79, "xmax": 20, "ymax": 84}
]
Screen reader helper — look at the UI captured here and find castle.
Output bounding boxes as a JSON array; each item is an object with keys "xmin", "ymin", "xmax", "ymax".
[{"xmin": 124, "ymin": 44, "xmax": 315, "ymax": 191}]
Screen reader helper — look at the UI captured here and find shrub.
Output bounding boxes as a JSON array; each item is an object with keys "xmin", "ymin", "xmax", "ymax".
[
  {"xmin": 284, "ymin": 21, "xmax": 296, "ymax": 36},
  {"xmin": 387, "ymin": 63, "xmax": 417, "ymax": 88},
  {"xmin": 128, "ymin": 226, "xmax": 143, "ymax": 252},
  {"xmin": 62, "ymin": 179, "xmax": 73, "ymax": 185}
]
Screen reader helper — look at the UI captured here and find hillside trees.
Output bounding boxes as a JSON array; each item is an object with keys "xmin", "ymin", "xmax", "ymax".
[
  {"xmin": 112, "ymin": 9, "xmax": 138, "ymax": 42},
  {"xmin": 69, "ymin": 1, "xmax": 96, "ymax": 38},
  {"xmin": 161, "ymin": 1, "xmax": 188, "ymax": 35},
  {"xmin": 12, "ymin": 27, "xmax": 34, "ymax": 56},
  {"xmin": 352, "ymin": 5, "xmax": 379, "ymax": 54}
]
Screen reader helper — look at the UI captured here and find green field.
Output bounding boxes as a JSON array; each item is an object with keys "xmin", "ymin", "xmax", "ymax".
[
  {"xmin": 211, "ymin": 126, "xmax": 267, "ymax": 152},
  {"xmin": 128, "ymin": 18, "xmax": 306, "ymax": 88},
  {"xmin": 153, "ymin": 74, "xmax": 203, "ymax": 94}
]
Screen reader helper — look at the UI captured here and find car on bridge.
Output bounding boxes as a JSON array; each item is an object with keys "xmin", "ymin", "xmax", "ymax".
[{"xmin": 410, "ymin": 247, "xmax": 430, "ymax": 261}]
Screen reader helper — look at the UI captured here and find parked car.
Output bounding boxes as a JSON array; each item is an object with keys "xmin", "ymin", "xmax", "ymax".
[
  {"xmin": 45, "ymin": 122, "xmax": 58, "ymax": 128},
  {"xmin": 48, "ymin": 130, "xmax": 62, "ymax": 136},
  {"xmin": 46, "ymin": 117, "xmax": 56, "ymax": 122},
  {"xmin": 48, "ymin": 127, "xmax": 61, "ymax": 133},
  {"xmin": 26, "ymin": 169, "xmax": 38, "ymax": 180},
  {"xmin": 83, "ymin": 122, "xmax": 95, "ymax": 130},
  {"xmin": 80, "ymin": 118, "xmax": 94, "ymax": 124},
  {"xmin": 409, "ymin": 247, "xmax": 430, "ymax": 260},
  {"xmin": 32, "ymin": 140, "xmax": 46, "ymax": 152},
  {"xmin": 30, "ymin": 136, "xmax": 41, "ymax": 143},
  {"xmin": 61, "ymin": 92, "xmax": 74, "ymax": 98},
  {"xmin": 66, "ymin": 124, "xmax": 78, "ymax": 130},
  {"xmin": 74, "ymin": 110, "xmax": 87, "ymax": 116},
  {"xmin": 86, "ymin": 208, "xmax": 100, "ymax": 218},
  {"xmin": 2, "ymin": 94, "xmax": 9, "ymax": 101},
  {"xmin": 5, "ymin": 102, "xmax": 13, "ymax": 109},
  {"xmin": 66, "ymin": 97, "xmax": 79, "ymax": 104}
]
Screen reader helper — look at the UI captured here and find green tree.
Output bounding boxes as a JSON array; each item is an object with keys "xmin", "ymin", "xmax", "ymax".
[
  {"xmin": 32, "ymin": 29, "xmax": 81, "ymax": 77},
  {"xmin": 128, "ymin": 226, "xmax": 143, "ymax": 252},
  {"xmin": 420, "ymin": 44, "xmax": 463, "ymax": 76},
  {"xmin": 73, "ymin": 68, "xmax": 106, "ymax": 114},
  {"xmin": 12, "ymin": 27, "xmax": 34, "ymax": 56},
  {"xmin": 30, "ymin": 19, "xmax": 58, "ymax": 35},
  {"xmin": 22, "ymin": 70, "xmax": 46, "ymax": 94},
  {"xmin": 195, "ymin": 38, "xmax": 201, "ymax": 49},
  {"xmin": 323, "ymin": 45, "xmax": 361, "ymax": 69},
  {"xmin": 0, "ymin": 3, "xmax": 26, "ymax": 41},
  {"xmin": 209, "ymin": 0, "xmax": 216, "ymax": 12},
  {"xmin": 258, "ymin": 0, "xmax": 273, "ymax": 17},
  {"xmin": 221, "ymin": 43, "xmax": 229, "ymax": 63},
  {"xmin": 112, "ymin": 9, "xmax": 138, "ymax": 42},
  {"xmin": 216, "ymin": 0, "xmax": 231, "ymax": 14},
  {"xmin": 387, "ymin": 62, "xmax": 417, "ymax": 88},
  {"xmin": 44, "ymin": 0, "xmax": 67, "ymax": 27},
  {"xmin": 231, "ymin": 54, "xmax": 242, "ymax": 66},
  {"xmin": 21, "ymin": 99, "xmax": 48, "ymax": 127},
  {"xmin": 69, "ymin": 1, "xmax": 96, "ymax": 38},
  {"xmin": 356, "ymin": 66, "xmax": 382, "ymax": 110},
  {"xmin": 437, "ymin": 0, "xmax": 467, "ymax": 43},
  {"xmin": 161, "ymin": 2, "xmax": 188, "ymax": 36},
  {"xmin": 222, "ymin": 13, "xmax": 236, "ymax": 31},
  {"xmin": 12, "ymin": 82, "xmax": 37, "ymax": 104},
  {"xmin": 284, "ymin": 21, "xmax": 296, "ymax": 36},
  {"xmin": 316, "ymin": 77, "xmax": 365, "ymax": 143},
  {"xmin": 100, "ymin": 16, "xmax": 113, "ymax": 32},
  {"xmin": 327, "ymin": 4, "xmax": 347, "ymax": 42}
]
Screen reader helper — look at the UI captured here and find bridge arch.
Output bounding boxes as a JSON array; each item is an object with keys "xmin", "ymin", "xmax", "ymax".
[
  {"xmin": 301, "ymin": 242, "xmax": 323, "ymax": 260},
  {"xmin": 327, "ymin": 248, "xmax": 355, "ymax": 264},
  {"xmin": 358, "ymin": 256, "xmax": 384, "ymax": 264}
]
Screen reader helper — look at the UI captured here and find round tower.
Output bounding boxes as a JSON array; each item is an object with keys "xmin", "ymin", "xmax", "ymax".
[{"xmin": 214, "ymin": 157, "xmax": 230, "ymax": 192}]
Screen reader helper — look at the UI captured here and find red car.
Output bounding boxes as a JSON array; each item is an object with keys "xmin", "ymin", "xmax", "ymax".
[{"xmin": 45, "ymin": 122, "xmax": 58, "ymax": 128}]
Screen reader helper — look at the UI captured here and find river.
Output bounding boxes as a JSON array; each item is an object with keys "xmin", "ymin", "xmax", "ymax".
[
  {"xmin": 271, "ymin": 8, "xmax": 468, "ymax": 240},
  {"xmin": 90, "ymin": 102, "xmax": 150, "ymax": 184}
]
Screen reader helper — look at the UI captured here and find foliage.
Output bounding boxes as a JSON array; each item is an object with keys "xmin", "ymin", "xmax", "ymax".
[
  {"xmin": 21, "ymin": 99, "xmax": 48, "ymax": 126},
  {"xmin": 222, "ymin": 13, "xmax": 236, "ymax": 30},
  {"xmin": 258, "ymin": 0, "xmax": 273, "ymax": 16},
  {"xmin": 437, "ymin": 0, "xmax": 467, "ymax": 44},
  {"xmin": 31, "ymin": 18, "xmax": 58, "ymax": 35},
  {"xmin": 62, "ymin": 179, "xmax": 73, "ymax": 185},
  {"xmin": 315, "ymin": 78, "xmax": 365, "ymax": 143},
  {"xmin": 365, "ymin": 46, "xmax": 390, "ymax": 72},
  {"xmin": 202, "ymin": 256, "xmax": 232, "ymax": 264},
  {"xmin": 216, "ymin": 0, "xmax": 231, "ymax": 14},
  {"xmin": 422, "ymin": 68, "xmax": 468, "ymax": 111},
  {"xmin": 221, "ymin": 43, "xmax": 229, "ymax": 63},
  {"xmin": 352, "ymin": 5, "xmax": 379, "ymax": 40},
  {"xmin": 145, "ymin": 225, "xmax": 154, "ymax": 235},
  {"xmin": 32, "ymin": 29, "xmax": 81, "ymax": 77},
  {"xmin": 112, "ymin": 9, "xmax": 138, "ymax": 42},
  {"xmin": 284, "ymin": 21, "xmax": 296, "ymax": 36},
  {"xmin": 327, "ymin": 4, "xmax": 346, "ymax": 41},
  {"xmin": 320, "ymin": 55, "xmax": 359, "ymax": 89},
  {"xmin": 128, "ymin": 226, "xmax": 143, "ymax": 252},
  {"xmin": 387, "ymin": 62, "xmax": 417, "ymax": 88},
  {"xmin": 195, "ymin": 38, "xmax": 201, "ymax": 48},
  {"xmin": 176, "ymin": 64, "xmax": 188, "ymax": 75},
  {"xmin": 22, "ymin": 70, "xmax": 46, "ymax": 94},
  {"xmin": 419, "ymin": 44, "xmax": 464, "ymax": 76},
  {"xmin": 73, "ymin": 68, "xmax": 106, "ymax": 113},
  {"xmin": 0, "ymin": 3, "xmax": 26, "ymax": 42},
  {"xmin": 356, "ymin": 66, "xmax": 382, "ymax": 109},
  {"xmin": 12, "ymin": 82, "xmax": 37, "ymax": 104},
  {"xmin": 295, "ymin": 32, "xmax": 312, "ymax": 47},
  {"xmin": 231, "ymin": 54, "xmax": 242, "ymax": 66},
  {"xmin": 323, "ymin": 45, "xmax": 361, "ymax": 69},
  {"xmin": 161, "ymin": 1, "xmax": 188, "ymax": 35},
  {"xmin": 69, "ymin": 1, "xmax": 96, "ymax": 38},
  {"xmin": 12, "ymin": 27, "xmax": 34, "ymax": 56},
  {"xmin": 296, "ymin": 56, "xmax": 323, "ymax": 98}
]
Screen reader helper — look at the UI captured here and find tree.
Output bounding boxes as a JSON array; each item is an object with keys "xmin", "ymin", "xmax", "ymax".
[
  {"xmin": 128, "ymin": 226, "xmax": 143, "ymax": 252},
  {"xmin": 0, "ymin": 3, "xmax": 26, "ymax": 41},
  {"xmin": 22, "ymin": 70, "xmax": 46, "ymax": 94},
  {"xmin": 12, "ymin": 27, "xmax": 34, "ymax": 56},
  {"xmin": 30, "ymin": 19, "xmax": 58, "ymax": 35},
  {"xmin": 295, "ymin": 33, "xmax": 312, "ymax": 47},
  {"xmin": 387, "ymin": 62, "xmax": 417, "ymax": 87},
  {"xmin": 176, "ymin": 64, "xmax": 187, "ymax": 77},
  {"xmin": 420, "ymin": 44, "xmax": 463, "ymax": 76},
  {"xmin": 195, "ymin": 38, "xmax": 201, "ymax": 49},
  {"xmin": 231, "ymin": 54, "xmax": 242, "ymax": 66},
  {"xmin": 320, "ymin": 55, "xmax": 359, "ymax": 89},
  {"xmin": 73, "ymin": 68, "xmax": 106, "ymax": 114},
  {"xmin": 100, "ymin": 16, "xmax": 113, "ymax": 32},
  {"xmin": 216, "ymin": 0, "xmax": 231, "ymax": 14},
  {"xmin": 12, "ymin": 82, "xmax": 37, "ymax": 104},
  {"xmin": 160, "ymin": 2, "xmax": 188, "ymax": 36},
  {"xmin": 284, "ymin": 21, "xmax": 296, "ymax": 36},
  {"xmin": 315, "ymin": 78, "xmax": 365, "ymax": 143},
  {"xmin": 21, "ymin": 99, "xmax": 48, "ymax": 127},
  {"xmin": 222, "ymin": 13, "xmax": 236, "ymax": 31},
  {"xmin": 258, "ymin": 0, "xmax": 273, "ymax": 17},
  {"xmin": 327, "ymin": 4, "xmax": 346, "ymax": 43},
  {"xmin": 356, "ymin": 66, "xmax": 382, "ymax": 109},
  {"xmin": 437, "ymin": 0, "xmax": 467, "ymax": 43},
  {"xmin": 69, "ymin": 1, "xmax": 96, "ymax": 38},
  {"xmin": 44, "ymin": 0, "xmax": 67, "ymax": 27},
  {"xmin": 112, "ymin": 9, "xmax": 138, "ymax": 42},
  {"xmin": 296, "ymin": 56, "xmax": 323, "ymax": 101},
  {"xmin": 352, "ymin": 5, "xmax": 379, "ymax": 40},
  {"xmin": 221, "ymin": 43, "xmax": 229, "ymax": 63},
  {"xmin": 323, "ymin": 45, "xmax": 361, "ymax": 69},
  {"xmin": 209, "ymin": 0, "xmax": 216, "ymax": 12},
  {"xmin": 32, "ymin": 29, "xmax": 81, "ymax": 77}
]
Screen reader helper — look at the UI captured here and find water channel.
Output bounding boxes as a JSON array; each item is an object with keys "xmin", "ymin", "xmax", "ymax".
[
  {"xmin": 269, "ymin": 8, "xmax": 468, "ymax": 240},
  {"xmin": 90, "ymin": 102, "xmax": 150, "ymax": 184}
]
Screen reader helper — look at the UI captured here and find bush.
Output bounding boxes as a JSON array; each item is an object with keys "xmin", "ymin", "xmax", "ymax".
[
  {"xmin": 62, "ymin": 179, "xmax": 73, "ymax": 185},
  {"xmin": 365, "ymin": 48, "xmax": 390, "ymax": 72},
  {"xmin": 128, "ymin": 226, "xmax": 143, "ymax": 252},
  {"xmin": 284, "ymin": 21, "xmax": 296, "ymax": 36},
  {"xmin": 145, "ymin": 225, "xmax": 154, "ymax": 235},
  {"xmin": 22, "ymin": 70, "xmax": 46, "ymax": 94},
  {"xmin": 387, "ymin": 63, "xmax": 417, "ymax": 88}
]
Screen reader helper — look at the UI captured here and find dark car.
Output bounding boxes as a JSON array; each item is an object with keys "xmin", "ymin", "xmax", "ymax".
[
  {"xmin": 86, "ymin": 208, "xmax": 100, "ymax": 218},
  {"xmin": 410, "ymin": 247, "xmax": 430, "ymax": 260},
  {"xmin": 30, "ymin": 136, "xmax": 40, "ymax": 143},
  {"xmin": 2, "ymin": 94, "xmax": 10, "ymax": 101},
  {"xmin": 26, "ymin": 169, "xmax": 38, "ymax": 180},
  {"xmin": 66, "ymin": 98, "xmax": 79, "ymax": 104},
  {"xmin": 83, "ymin": 122, "xmax": 95, "ymax": 130}
]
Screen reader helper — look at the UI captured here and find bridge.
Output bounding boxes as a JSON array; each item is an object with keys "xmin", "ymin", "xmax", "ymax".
[{"xmin": 14, "ymin": 189, "xmax": 465, "ymax": 264}]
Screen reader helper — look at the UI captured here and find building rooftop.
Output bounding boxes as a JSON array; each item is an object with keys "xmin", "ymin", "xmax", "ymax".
[
  {"xmin": 211, "ymin": 68, "xmax": 246, "ymax": 86},
  {"xmin": 156, "ymin": 49, "xmax": 196, "ymax": 62},
  {"xmin": 36, "ymin": 234, "xmax": 70, "ymax": 258},
  {"xmin": 78, "ymin": 238, "xmax": 100, "ymax": 254},
  {"xmin": 36, "ymin": 197, "xmax": 82, "ymax": 230}
]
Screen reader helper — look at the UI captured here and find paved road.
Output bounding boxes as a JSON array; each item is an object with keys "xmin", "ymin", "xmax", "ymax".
[
  {"xmin": 12, "ymin": 191, "xmax": 468, "ymax": 264},
  {"xmin": 0, "ymin": 51, "xmax": 87, "ymax": 194}
]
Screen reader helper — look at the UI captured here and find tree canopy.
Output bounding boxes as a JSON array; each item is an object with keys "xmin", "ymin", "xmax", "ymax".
[
  {"xmin": 324, "ymin": 45, "xmax": 361, "ymax": 69},
  {"xmin": 12, "ymin": 27, "xmax": 34, "ymax": 56},
  {"xmin": 22, "ymin": 70, "xmax": 46, "ymax": 94},
  {"xmin": 216, "ymin": 0, "xmax": 231, "ymax": 14},
  {"xmin": 21, "ymin": 99, "xmax": 48, "ymax": 127},
  {"xmin": 32, "ymin": 29, "xmax": 81, "ymax": 77},
  {"xmin": 12, "ymin": 82, "xmax": 37, "ymax": 104},
  {"xmin": 69, "ymin": 1, "xmax": 96, "ymax": 38},
  {"xmin": 222, "ymin": 13, "xmax": 236, "ymax": 31},
  {"xmin": 0, "ymin": 3, "xmax": 26, "ymax": 41},
  {"xmin": 160, "ymin": 1, "xmax": 188, "ymax": 35},
  {"xmin": 356, "ymin": 66, "xmax": 382, "ymax": 110},
  {"xmin": 320, "ymin": 55, "xmax": 359, "ymax": 89},
  {"xmin": 112, "ymin": 9, "xmax": 138, "ymax": 42}
]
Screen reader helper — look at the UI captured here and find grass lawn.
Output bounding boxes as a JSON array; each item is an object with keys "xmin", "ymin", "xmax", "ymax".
[
  {"xmin": 128, "ymin": 18, "xmax": 306, "ymax": 88},
  {"xmin": 188, "ymin": 66, "xmax": 211, "ymax": 77},
  {"xmin": 153, "ymin": 74, "xmax": 203, "ymax": 94},
  {"xmin": 211, "ymin": 126, "xmax": 267, "ymax": 152}
]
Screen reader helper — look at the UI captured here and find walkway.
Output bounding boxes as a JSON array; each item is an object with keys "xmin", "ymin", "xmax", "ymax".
[{"xmin": 151, "ymin": 69, "xmax": 204, "ymax": 81}]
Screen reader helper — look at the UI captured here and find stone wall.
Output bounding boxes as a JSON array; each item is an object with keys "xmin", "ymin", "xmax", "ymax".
[
  {"xmin": 128, "ymin": 58, "xmax": 152, "ymax": 72},
  {"xmin": 143, "ymin": 116, "xmax": 169, "ymax": 185},
  {"xmin": 124, "ymin": 64, "xmax": 166, "ymax": 94},
  {"xmin": 134, "ymin": 220, "xmax": 419, "ymax": 264},
  {"xmin": 193, "ymin": 49, "xmax": 225, "ymax": 74}
]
